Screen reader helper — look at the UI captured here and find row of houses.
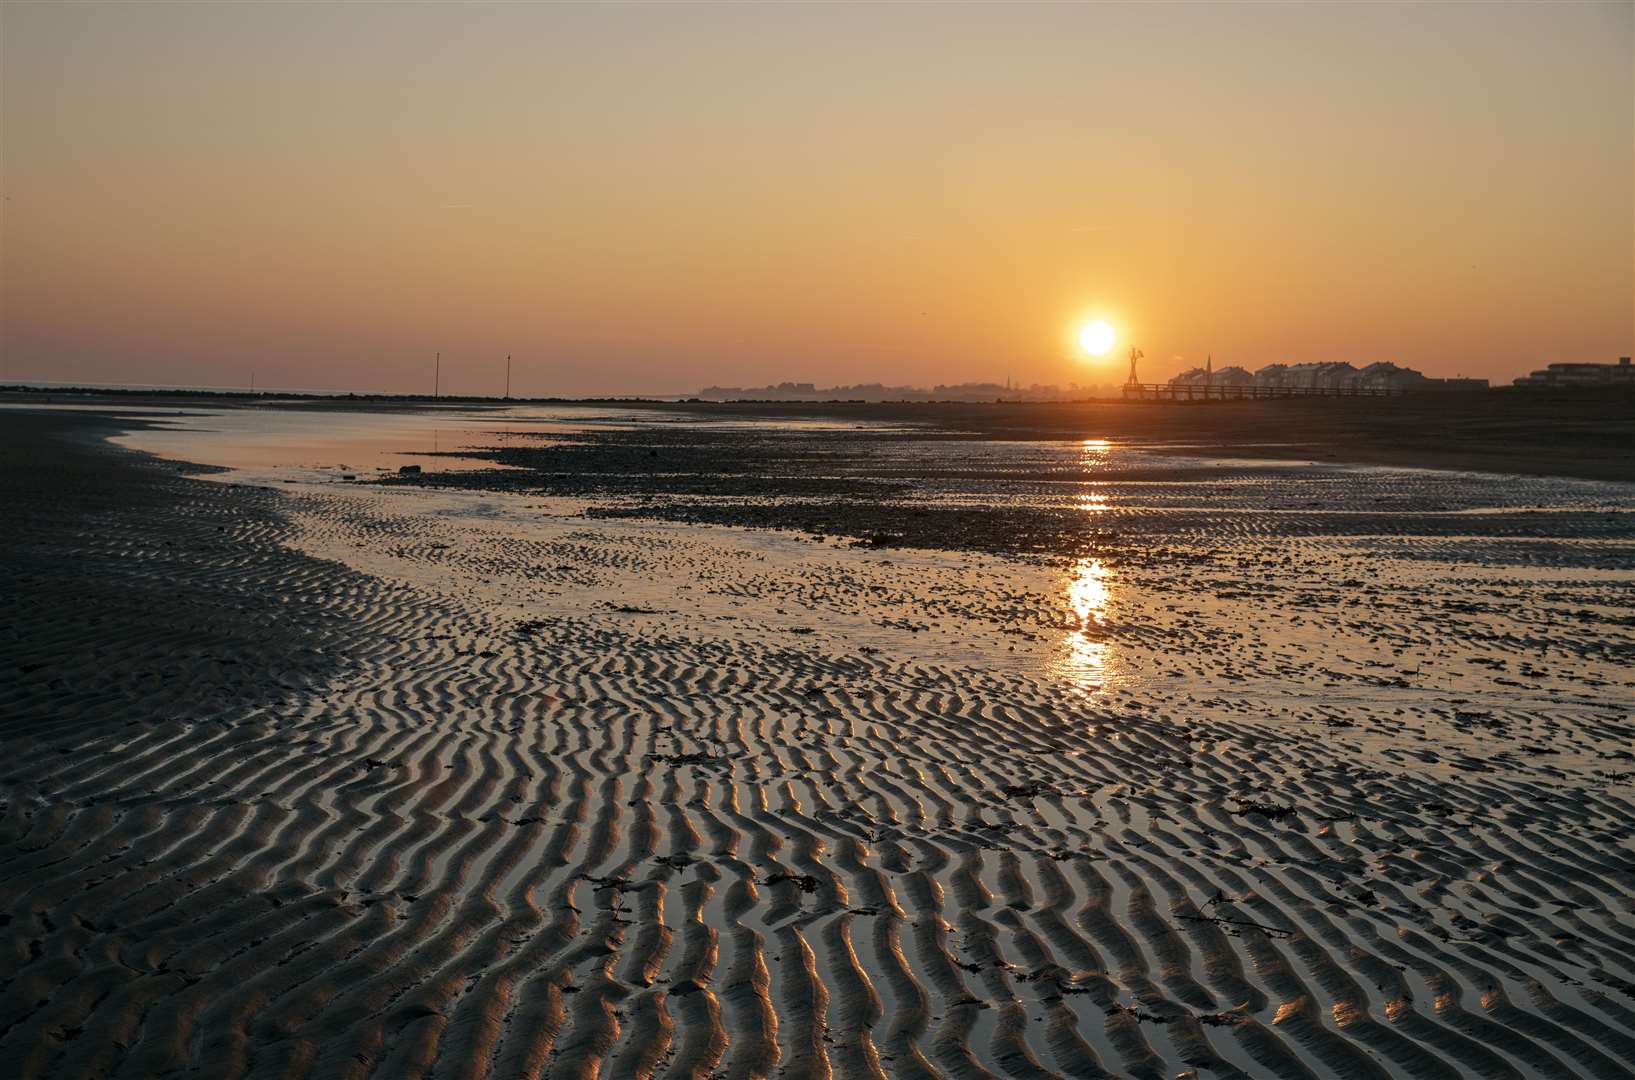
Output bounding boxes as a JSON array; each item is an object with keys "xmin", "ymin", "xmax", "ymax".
[{"xmin": 1167, "ymin": 361, "xmax": 1479, "ymax": 392}]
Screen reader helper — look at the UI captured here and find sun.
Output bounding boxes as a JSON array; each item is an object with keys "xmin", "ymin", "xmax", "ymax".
[{"xmin": 1079, "ymin": 320, "xmax": 1115, "ymax": 356}]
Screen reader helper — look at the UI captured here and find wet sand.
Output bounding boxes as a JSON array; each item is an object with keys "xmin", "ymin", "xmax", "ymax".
[
  {"xmin": 7, "ymin": 387, "xmax": 1631, "ymax": 481},
  {"xmin": 3, "ymin": 405, "xmax": 1634, "ymax": 1079},
  {"xmin": 623, "ymin": 393, "xmax": 1635, "ymax": 484}
]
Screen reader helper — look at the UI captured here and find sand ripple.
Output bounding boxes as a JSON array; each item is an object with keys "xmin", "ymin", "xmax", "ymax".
[{"xmin": 4, "ymin": 420, "xmax": 1635, "ymax": 1080}]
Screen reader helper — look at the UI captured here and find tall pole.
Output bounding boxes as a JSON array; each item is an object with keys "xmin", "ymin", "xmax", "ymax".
[
  {"xmin": 1124, "ymin": 347, "xmax": 1144, "ymax": 400},
  {"xmin": 506, "ymin": 354, "xmax": 511, "ymax": 400},
  {"xmin": 435, "ymin": 352, "xmax": 440, "ymax": 399}
]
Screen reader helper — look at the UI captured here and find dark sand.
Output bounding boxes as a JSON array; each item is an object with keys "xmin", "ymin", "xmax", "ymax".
[
  {"xmin": 625, "ymin": 391, "xmax": 1635, "ymax": 483},
  {"xmin": 379, "ymin": 416, "xmax": 1635, "ymax": 563},
  {"xmin": 0, "ymin": 411, "xmax": 358, "ymax": 722},
  {"xmin": 3, "ymin": 405, "xmax": 1633, "ymax": 1080}
]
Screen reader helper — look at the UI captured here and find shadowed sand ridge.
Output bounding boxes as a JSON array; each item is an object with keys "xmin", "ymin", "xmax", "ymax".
[{"xmin": 3, "ymin": 408, "xmax": 1634, "ymax": 1080}]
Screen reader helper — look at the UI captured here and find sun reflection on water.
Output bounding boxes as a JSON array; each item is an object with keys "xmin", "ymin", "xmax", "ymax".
[
  {"xmin": 1055, "ymin": 557, "xmax": 1116, "ymax": 685},
  {"xmin": 1075, "ymin": 438, "xmax": 1112, "ymax": 513},
  {"xmin": 1051, "ymin": 436, "xmax": 1120, "ymax": 688},
  {"xmin": 1068, "ymin": 557, "xmax": 1109, "ymax": 622}
]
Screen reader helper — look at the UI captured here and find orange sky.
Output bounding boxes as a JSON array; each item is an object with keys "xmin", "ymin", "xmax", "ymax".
[{"xmin": 3, "ymin": 2, "xmax": 1630, "ymax": 395}]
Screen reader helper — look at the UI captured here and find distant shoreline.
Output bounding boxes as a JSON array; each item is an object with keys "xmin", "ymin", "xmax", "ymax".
[{"xmin": 5, "ymin": 383, "xmax": 1632, "ymax": 482}]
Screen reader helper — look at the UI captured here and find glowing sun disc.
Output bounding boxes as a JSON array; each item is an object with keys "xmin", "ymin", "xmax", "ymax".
[{"xmin": 1079, "ymin": 320, "xmax": 1115, "ymax": 356}]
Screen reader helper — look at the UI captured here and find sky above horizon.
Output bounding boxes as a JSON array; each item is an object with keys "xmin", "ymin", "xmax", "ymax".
[{"xmin": 3, "ymin": 2, "xmax": 1631, "ymax": 396}]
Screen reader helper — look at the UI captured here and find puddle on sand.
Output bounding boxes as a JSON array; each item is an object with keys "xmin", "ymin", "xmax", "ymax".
[
  {"xmin": 111, "ymin": 403, "xmax": 638, "ymax": 486},
  {"xmin": 107, "ymin": 402, "xmax": 1635, "ymax": 777}
]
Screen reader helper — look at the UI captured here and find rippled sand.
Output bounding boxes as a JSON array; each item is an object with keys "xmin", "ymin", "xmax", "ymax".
[{"xmin": 3, "ymin": 406, "xmax": 1634, "ymax": 1079}]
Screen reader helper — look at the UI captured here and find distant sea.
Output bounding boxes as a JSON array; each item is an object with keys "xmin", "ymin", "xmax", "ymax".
[
  {"xmin": 0, "ymin": 379, "xmax": 357, "ymax": 396},
  {"xmin": 0, "ymin": 380, "xmax": 695, "ymax": 403}
]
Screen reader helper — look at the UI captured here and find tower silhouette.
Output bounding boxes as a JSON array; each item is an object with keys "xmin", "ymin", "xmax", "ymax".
[{"xmin": 1125, "ymin": 347, "xmax": 1144, "ymax": 388}]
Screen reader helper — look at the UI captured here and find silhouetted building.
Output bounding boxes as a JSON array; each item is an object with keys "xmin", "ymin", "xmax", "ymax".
[
  {"xmin": 1166, "ymin": 361, "xmax": 1484, "ymax": 394},
  {"xmin": 1355, "ymin": 362, "xmax": 1427, "ymax": 390},
  {"xmin": 1513, "ymin": 357, "xmax": 1634, "ymax": 387},
  {"xmin": 1186, "ymin": 362, "xmax": 1388, "ymax": 389},
  {"xmin": 1235, "ymin": 361, "xmax": 1369, "ymax": 389},
  {"xmin": 1287, "ymin": 362, "xmax": 1364, "ymax": 389},
  {"xmin": 1169, "ymin": 365, "xmax": 1254, "ymax": 387}
]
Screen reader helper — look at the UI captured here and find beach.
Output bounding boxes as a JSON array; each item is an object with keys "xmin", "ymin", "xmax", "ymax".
[{"xmin": 3, "ymin": 401, "xmax": 1633, "ymax": 1080}]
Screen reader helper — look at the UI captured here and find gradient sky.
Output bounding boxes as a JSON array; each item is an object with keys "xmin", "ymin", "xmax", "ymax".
[{"xmin": 3, "ymin": 2, "xmax": 1631, "ymax": 395}]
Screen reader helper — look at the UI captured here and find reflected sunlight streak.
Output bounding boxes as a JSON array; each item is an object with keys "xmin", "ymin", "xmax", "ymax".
[
  {"xmin": 1058, "ymin": 557, "xmax": 1114, "ymax": 684},
  {"xmin": 1051, "ymin": 434, "xmax": 1122, "ymax": 688}
]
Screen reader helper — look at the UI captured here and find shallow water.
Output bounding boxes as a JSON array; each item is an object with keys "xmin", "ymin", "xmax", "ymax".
[
  {"xmin": 115, "ymin": 403, "xmax": 1635, "ymax": 762},
  {"xmin": 108, "ymin": 403, "xmax": 622, "ymax": 482},
  {"xmin": 27, "ymin": 401, "xmax": 1634, "ymax": 1079}
]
